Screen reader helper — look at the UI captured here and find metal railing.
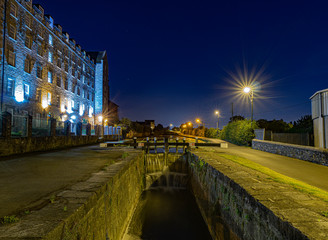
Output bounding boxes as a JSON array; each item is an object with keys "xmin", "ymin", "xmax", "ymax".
[
  {"xmin": 56, "ymin": 121, "xmax": 66, "ymax": 136},
  {"xmin": 32, "ymin": 118, "xmax": 50, "ymax": 137},
  {"xmin": 12, "ymin": 115, "xmax": 28, "ymax": 137}
]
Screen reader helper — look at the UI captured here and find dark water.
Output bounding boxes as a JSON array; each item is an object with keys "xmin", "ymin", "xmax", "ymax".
[{"xmin": 135, "ymin": 189, "xmax": 212, "ymax": 240}]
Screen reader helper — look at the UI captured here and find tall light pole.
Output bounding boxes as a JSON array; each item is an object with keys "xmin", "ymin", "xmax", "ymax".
[
  {"xmin": 215, "ymin": 110, "xmax": 220, "ymax": 129},
  {"xmin": 243, "ymin": 87, "xmax": 254, "ymax": 122}
]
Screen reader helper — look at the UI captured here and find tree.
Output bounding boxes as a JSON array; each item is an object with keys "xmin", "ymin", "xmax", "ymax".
[
  {"xmin": 229, "ymin": 115, "xmax": 245, "ymax": 123},
  {"xmin": 289, "ymin": 115, "xmax": 313, "ymax": 133},
  {"xmin": 220, "ymin": 119, "xmax": 258, "ymax": 146}
]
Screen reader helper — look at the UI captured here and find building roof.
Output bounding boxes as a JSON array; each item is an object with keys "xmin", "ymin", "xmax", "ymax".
[
  {"xmin": 87, "ymin": 51, "xmax": 107, "ymax": 63},
  {"xmin": 310, "ymin": 88, "xmax": 328, "ymax": 99}
]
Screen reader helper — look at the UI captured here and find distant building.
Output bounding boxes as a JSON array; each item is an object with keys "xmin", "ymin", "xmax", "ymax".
[
  {"xmin": 310, "ymin": 88, "xmax": 328, "ymax": 148},
  {"xmin": 88, "ymin": 51, "xmax": 119, "ymax": 125},
  {"xmin": 0, "ymin": 0, "xmax": 116, "ymax": 130}
]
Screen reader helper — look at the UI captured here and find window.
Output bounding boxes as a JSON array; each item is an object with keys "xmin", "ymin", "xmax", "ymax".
[
  {"xmin": 36, "ymin": 89, "xmax": 41, "ymax": 103},
  {"xmin": 64, "ymin": 62, "xmax": 68, "ymax": 72},
  {"xmin": 77, "ymin": 87, "xmax": 80, "ymax": 96},
  {"xmin": 64, "ymin": 78, "xmax": 68, "ymax": 90},
  {"xmin": 83, "ymin": 63, "xmax": 85, "ymax": 71},
  {"xmin": 7, "ymin": 78, "xmax": 15, "ymax": 96},
  {"xmin": 48, "ymin": 71, "xmax": 52, "ymax": 83},
  {"xmin": 26, "ymin": 15, "xmax": 32, "ymax": 29},
  {"xmin": 48, "ymin": 51, "xmax": 53, "ymax": 63},
  {"xmin": 48, "ymin": 34, "xmax": 53, "ymax": 46},
  {"xmin": 8, "ymin": 50, "xmax": 15, "ymax": 66},
  {"xmin": 36, "ymin": 64, "xmax": 42, "ymax": 79},
  {"xmin": 56, "ymin": 95, "xmax": 60, "ymax": 107},
  {"xmin": 57, "ymin": 57, "xmax": 61, "ymax": 68},
  {"xmin": 8, "ymin": 25, "xmax": 16, "ymax": 39},
  {"xmin": 71, "ymin": 100, "xmax": 75, "ymax": 109},
  {"xmin": 24, "ymin": 57, "xmax": 32, "ymax": 73},
  {"xmin": 87, "ymin": 92, "xmax": 90, "ymax": 100},
  {"xmin": 25, "ymin": 35, "xmax": 32, "ymax": 49},
  {"xmin": 47, "ymin": 92, "xmax": 51, "ymax": 105},
  {"xmin": 56, "ymin": 76, "xmax": 61, "ymax": 87},
  {"xmin": 24, "ymin": 83, "xmax": 29, "ymax": 100},
  {"xmin": 10, "ymin": 3, "xmax": 17, "ymax": 17},
  {"xmin": 37, "ymin": 43, "xmax": 43, "ymax": 56}
]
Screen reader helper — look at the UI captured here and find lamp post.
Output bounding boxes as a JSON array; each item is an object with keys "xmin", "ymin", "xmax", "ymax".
[
  {"xmin": 243, "ymin": 87, "xmax": 254, "ymax": 122},
  {"xmin": 215, "ymin": 110, "xmax": 220, "ymax": 129}
]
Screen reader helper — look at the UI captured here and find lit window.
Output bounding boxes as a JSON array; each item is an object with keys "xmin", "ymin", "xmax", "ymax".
[
  {"xmin": 49, "ymin": 34, "xmax": 53, "ymax": 46},
  {"xmin": 24, "ymin": 83, "xmax": 29, "ymax": 100},
  {"xmin": 48, "ymin": 71, "xmax": 52, "ymax": 83},
  {"xmin": 48, "ymin": 51, "xmax": 53, "ymax": 63},
  {"xmin": 71, "ymin": 100, "xmax": 74, "ymax": 109},
  {"xmin": 7, "ymin": 78, "xmax": 15, "ymax": 96},
  {"xmin": 8, "ymin": 50, "xmax": 15, "ymax": 66},
  {"xmin": 9, "ymin": 25, "xmax": 16, "ymax": 39},
  {"xmin": 47, "ymin": 92, "xmax": 51, "ymax": 105}
]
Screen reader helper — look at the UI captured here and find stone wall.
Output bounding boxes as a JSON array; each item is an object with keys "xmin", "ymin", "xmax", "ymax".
[
  {"xmin": 188, "ymin": 152, "xmax": 309, "ymax": 240},
  {"xmin": 252, "ymin": 139, "xmax": 328, "ymax": 166},
  {"xmin": 0, "ymin": 149, "xmax": 145, "ymax": 240},
  {"xmin": 0, "ymin": 135, "xmax": 118, "ymax": 156}
]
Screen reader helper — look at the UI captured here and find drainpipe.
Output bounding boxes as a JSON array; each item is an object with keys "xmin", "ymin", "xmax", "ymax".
[{"xmin": 0, "ymin": 0, "xmax": 7, "ymax": 113}]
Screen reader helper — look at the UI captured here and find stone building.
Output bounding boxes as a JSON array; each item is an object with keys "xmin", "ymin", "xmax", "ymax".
[
  {"xmin": 88, "ymin": 51, "xmax": 119, "ymax": 125},
  {"xmin": 0, "ymin": 0, "xmax": 99, "ymax": 129}
]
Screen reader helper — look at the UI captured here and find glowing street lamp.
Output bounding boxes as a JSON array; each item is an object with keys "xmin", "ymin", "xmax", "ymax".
[
  {"xmin": 243, "ymin": 86, "xmax": 254, "ymax": 122},
  {"xmin": 215, "ymin": 110, "xmax": 220, "ymax": 129}
]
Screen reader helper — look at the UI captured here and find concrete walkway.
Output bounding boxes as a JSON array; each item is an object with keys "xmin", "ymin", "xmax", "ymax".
[
  {"xmin": 194, "ymin": 136, "xmax": 328, "ymax": 192},
  {"xmin": 0, "ymin": 145, "xmax": 126, "ymax": 218}
]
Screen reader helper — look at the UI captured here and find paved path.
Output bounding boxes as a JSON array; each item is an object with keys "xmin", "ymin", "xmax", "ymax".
[
  {"xmin": 208, "ymin": 139, "xmax": 328, "ymax": 192},
  {"xmin": 0, "ymin": 146, "xmax": 125, "ymax": 218},
  {"xmin": 180, "ymin": 134, "xmax": 328, "ymax": 192}
]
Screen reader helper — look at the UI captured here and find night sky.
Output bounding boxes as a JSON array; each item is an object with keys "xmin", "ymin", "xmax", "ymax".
[{"xmin": 38, "ymin": 0, "xmax": 327, "ymax": 128}]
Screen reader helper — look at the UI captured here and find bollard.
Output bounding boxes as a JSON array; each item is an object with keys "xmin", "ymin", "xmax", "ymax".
[
  {"xmin": 176, "ymin": 137, "xmax": 179, "ymax": 153},
  {"xmin": 195, "ymin": 137, "xmax": 198, "ymax": 149},
  {"xmin": 146, "ymin": 137, "xmax": 149, "ymax": 153},
  {"xmin": 133, "ymin": 137, "xmax": 137, "ymax": 149},
  {"xmin": 154, "ymin": 137, "xmax": 157, "ymax": 153},
  {"xmin": 164, "ymin": 136, "xmax": 169, "ymax": 154},
  {"xmin": 183, "ymin": 137, "xmax": 186, "ymax": 152}
]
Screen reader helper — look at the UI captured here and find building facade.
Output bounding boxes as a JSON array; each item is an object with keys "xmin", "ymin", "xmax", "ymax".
[
  {"xmin": 88, "ymin": 51, "xmax": 119, "ymax": 125},
  {"xmin": 310, "ymin": 88, "xmax": 328, "ymax": 148},
  {"xmin": 0, "ymin": 0, "xmax": 98, "ymax": 128}
]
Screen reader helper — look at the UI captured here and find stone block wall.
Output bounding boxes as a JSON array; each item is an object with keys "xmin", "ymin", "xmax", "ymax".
[
  {"xmin": 0, "ymin": 135, "xmax": 117, "ymax": 156},
  {"xmin": 252, "ymin": 139, "xmax": 328, "ymax": 166},
  {"xmin": 188, "ymin": 153, "xmax": 309, "ymax": 240},
  {"xmin": 0, "ymin": 150, "xmax": 145, "ymax": 240}
]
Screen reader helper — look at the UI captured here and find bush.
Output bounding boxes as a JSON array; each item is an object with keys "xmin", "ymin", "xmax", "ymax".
[
  {"xmin": 220, "ymin": 119, "xmax": 258, "ymax": 146},
  {"xmin": 205, "ymin": 128, "xmax": 220, "ymax": 138}
]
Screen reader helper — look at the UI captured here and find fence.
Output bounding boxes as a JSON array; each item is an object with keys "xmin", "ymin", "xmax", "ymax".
[
  {"xmin": 12, "ymin": 115, "xmax": 28, "ymax": 137},
  {"xmin": 32, "ymin": 118, "xmax": 50, "ymax": 137},
  {"xmin": 0, "ymin": 112, "xmax": 122, "ymax": 139},
  {"xmin": 254, "ymin": 129, "xmax": 314, "ymax": 146},
  {"xmin": 56, "ymin": 121, "xmax": 66, "ymax": 136}
]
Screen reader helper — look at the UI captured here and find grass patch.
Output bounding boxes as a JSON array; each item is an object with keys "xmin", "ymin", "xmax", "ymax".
[
  {"xmin": 1, "ymin": 215, "xmax": 19, "ymax": 224},
  {"xmin": 218, "ymin": 153, "xmax": 328, "ymax": 202}
]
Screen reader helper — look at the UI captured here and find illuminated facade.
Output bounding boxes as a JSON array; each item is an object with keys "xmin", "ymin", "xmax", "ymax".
[
  {"xmin": 88, "ymin": 51, "xmax": 119, "ymax": 125},
  {"xmin": 0, "ymin": 0, "xmax": 97, "ymax": 125}
]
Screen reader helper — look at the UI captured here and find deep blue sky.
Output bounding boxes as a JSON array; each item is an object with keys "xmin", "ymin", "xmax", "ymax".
[{"xmin": 38, "ymin": 0, "xmax": 327, "ymax": 128}]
